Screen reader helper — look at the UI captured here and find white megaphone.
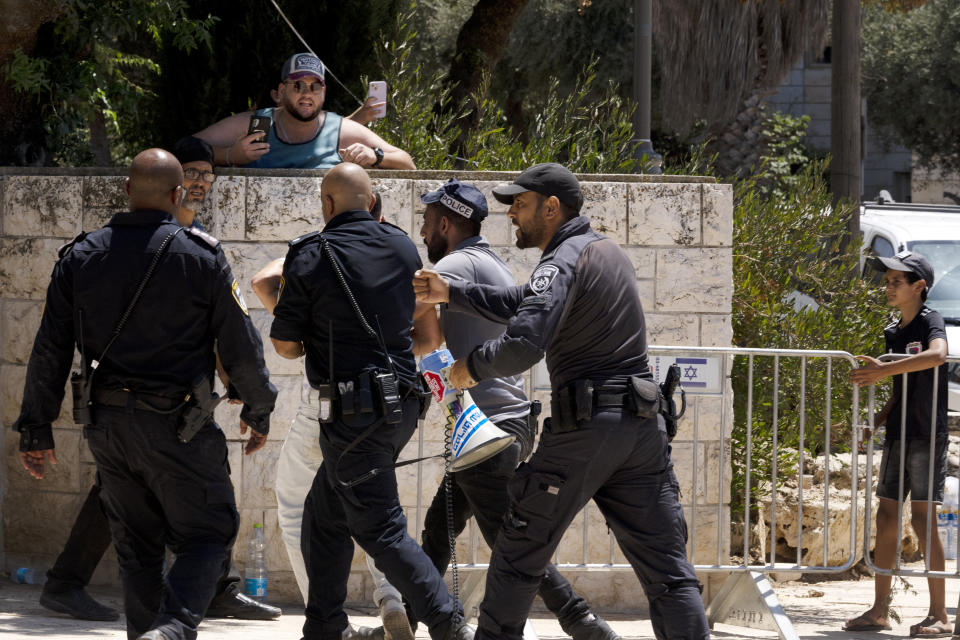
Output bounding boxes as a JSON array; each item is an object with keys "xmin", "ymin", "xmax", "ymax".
[{"xmin": 420, "ymin": 349, "xmax": 516, "ymax": 472}]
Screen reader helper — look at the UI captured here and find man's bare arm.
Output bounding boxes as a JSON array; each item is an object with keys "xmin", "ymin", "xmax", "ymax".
[
  {"xmin": 251, "ymin": 258, "xmax": 285, "ymax": 315},
  {"xmin": 412, "ymin": 302, "xmax": 443, "ymax": 356},
  {"xmin": 195, "ymin": 112, "xmax": 269, "ymax": 166},
  {"xmin": 338, "ymin": 118, "xmax": 415, "ymax": 169}
]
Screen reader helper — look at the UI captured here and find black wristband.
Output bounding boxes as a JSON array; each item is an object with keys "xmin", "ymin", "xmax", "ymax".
[{"xmin": 372, "ymin": 146, "xmax": 384, "ymax": 168}]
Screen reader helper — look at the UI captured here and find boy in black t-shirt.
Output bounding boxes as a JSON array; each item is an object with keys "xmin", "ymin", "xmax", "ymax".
[{"xmin": 844, "ymin": 250, "xmax": 950, "ymax": 636}]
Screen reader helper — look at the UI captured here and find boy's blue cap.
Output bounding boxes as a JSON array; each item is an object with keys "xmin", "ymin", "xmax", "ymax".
[
  {"xmin": 421, "ymin": 179, "xmax": 488, "ymax": 223},
  {"xmin": 870, "ymin": 250, "xmax": 935, "ymax": 288}
]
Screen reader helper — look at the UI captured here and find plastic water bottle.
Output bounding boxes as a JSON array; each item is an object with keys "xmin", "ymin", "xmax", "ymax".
[
  {"xmin": 10, "ymin": 568, "xmax": 45, "ymax": 585},
  {"xmin": 939, "ymin": 477, "xmax": 959, "ymax": 560},
  {"xmin": 244, "ymin": 523, "xmax": 268, "ymax": 601}
]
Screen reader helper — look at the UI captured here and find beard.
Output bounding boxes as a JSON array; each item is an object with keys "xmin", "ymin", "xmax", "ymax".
[
  {"xmin": 514, "ymin": 210, "xmax": 546, "ymax": 249},
  {"xmin": 282, "ymin": 94, "xmax": 321, "ymax": 122},
  {"xmin": 425, "ymin": 233, "xmax": 449, "ymax": 264},
  {"xmin": 181, "ymin": 195, "xmax": 205, "ymax": 213}
]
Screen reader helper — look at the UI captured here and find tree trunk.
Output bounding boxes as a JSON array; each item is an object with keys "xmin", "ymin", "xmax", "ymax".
[
  {"xmin": 444, "ymin": 0, "xmax": 531, "ymax": 158},
  {"xmin": 87, "ymin": 111, "xmax": 113, "ymax": 166},
  {"xmin": 831, "ymin": 0, "xmax": 861, "ymax": 241},
  {"xmin": 705, "ymin": 93, "xmax": 768, "ymax": 180}
]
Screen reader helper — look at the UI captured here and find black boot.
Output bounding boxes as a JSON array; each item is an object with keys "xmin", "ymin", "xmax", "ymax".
[
  {"xmin": 563, "ymin": 613, "xmax": 620, "ymax": 640},
  {"xmin": 441, "ymin": 615, "xmax": 474, "ymax": 640},
  {"xmin": 39, "ymin": 586, "xmax": 120, "ymax": 621},
  {"xmin": 205, "ymin": 580, "xmax": 281, "ymax": 620}
]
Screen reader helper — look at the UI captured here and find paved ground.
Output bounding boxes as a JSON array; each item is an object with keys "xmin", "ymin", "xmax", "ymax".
[{"xmin": 2, "ymin": 565, "xmax": 959, "ymax": 639}]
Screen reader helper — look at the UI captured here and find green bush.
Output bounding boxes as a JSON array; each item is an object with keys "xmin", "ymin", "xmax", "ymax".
[{"xmin": 728, "ymin": 113, "xmax": 888, "ymax": 519}]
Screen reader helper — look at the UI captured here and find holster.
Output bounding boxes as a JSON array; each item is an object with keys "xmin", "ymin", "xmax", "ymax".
[
  {"xmin": 178, "ymin": 376, "xmax": 218, "ymax": 443},
  {"xmin": 70, "ymin": 371, "xmax": 94, "ymax": 426}
]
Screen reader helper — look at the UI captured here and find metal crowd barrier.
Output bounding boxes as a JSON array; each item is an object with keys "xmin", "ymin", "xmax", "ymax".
[
  {"xmin": 402, "ymin": 345, "xmax": 956, "ymax": 638},
  {"xmin": 861, "ymin": 352, "xmax": 960, "ymax": 580},
  {"xmin": 411, "ymin": 345, "xmax": 868, "ymax": 573}
]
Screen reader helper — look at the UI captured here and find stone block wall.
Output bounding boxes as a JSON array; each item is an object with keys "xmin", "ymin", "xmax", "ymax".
[{"xmin": 0, "ymin": 168, "xmax": 732, "ymax": 611}]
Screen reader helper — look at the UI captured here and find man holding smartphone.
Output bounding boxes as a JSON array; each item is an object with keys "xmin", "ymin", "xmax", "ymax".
[{"xmin": 195, "ymin": 53, "xmax": 415, "ymax": 170}]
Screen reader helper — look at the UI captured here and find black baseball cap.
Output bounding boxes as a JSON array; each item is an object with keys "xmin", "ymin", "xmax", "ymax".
[
  {"xmin": 870, "ymin": 250, "xmax": 935, "ymax": 288},
  {"xmin": 421, "ymin": 178, "xmax": 488, "ymax": 223},
  {"xmin": 492, "ymin": 163, "xmax": 583, "ymax": 212}
]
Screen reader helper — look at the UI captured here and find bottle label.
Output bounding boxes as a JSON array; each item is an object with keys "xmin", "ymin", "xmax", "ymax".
[{"xmin": 245, "ymin": 577, "xmax": 267, "ymax": 597}]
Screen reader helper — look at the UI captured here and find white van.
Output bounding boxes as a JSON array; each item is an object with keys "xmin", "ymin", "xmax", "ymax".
[{"xmin": 860, "ymin": 197, "xmax": 960, "ymax": 412}]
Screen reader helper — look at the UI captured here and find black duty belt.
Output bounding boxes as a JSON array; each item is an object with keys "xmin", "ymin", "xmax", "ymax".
[
  {"xmin": 92, "ymin": 388, "xmax": 186, "ymax": 413},
  {"xmin": 592, "ymin": 384, "xmax": 632, "ymax": 409}
]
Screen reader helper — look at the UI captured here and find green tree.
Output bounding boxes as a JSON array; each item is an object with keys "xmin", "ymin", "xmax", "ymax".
[
  {"xmin": 3, "ymin": 0, "xmax": 217, "ymax": 166},
  {"xmin": 862, "ymin": 1, "xmax": 960, "ymax": 172}
]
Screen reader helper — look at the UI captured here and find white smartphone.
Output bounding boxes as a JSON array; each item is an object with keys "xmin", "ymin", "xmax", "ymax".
[{"xmin": 367, "ymin": 81, "xmax": 387, "ymax": 120}]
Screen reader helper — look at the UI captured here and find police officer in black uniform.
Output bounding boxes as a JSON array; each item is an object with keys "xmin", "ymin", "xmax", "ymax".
[
  {"xmin": 413, "ymin": 163, "xmax": 710, "ymax": 640},
  {"xmin": 14, "ymin": 148, "xmax": 277, "ymax": 640},
  {"xmin": 269, "ymin": 162, "xmax": 470, "ymax": 640}
]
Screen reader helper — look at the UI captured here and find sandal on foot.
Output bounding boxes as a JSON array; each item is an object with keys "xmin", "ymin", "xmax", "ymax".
[{"xmin": 843, "ymin": 614, "xmax": 892, "ymax": 632}]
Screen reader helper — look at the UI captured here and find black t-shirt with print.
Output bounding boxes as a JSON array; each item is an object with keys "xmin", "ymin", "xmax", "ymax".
[{"xmin": 883, "ymin": 305, "xmax": 948, "ymax": 440}]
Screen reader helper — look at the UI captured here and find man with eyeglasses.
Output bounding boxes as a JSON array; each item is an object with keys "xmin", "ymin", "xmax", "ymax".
[
  {"xmin": 172, "ymin": 136, "xmax": 218, "ymax": 229},
  {"xmin": 195, "ymin": 53, "xmax": 415, "ymax": 170}
]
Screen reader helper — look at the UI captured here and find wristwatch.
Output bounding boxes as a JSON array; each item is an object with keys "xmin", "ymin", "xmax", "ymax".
[{"xmin": 372, "ymin": 146, "xmax": 384, "ymax": 168}]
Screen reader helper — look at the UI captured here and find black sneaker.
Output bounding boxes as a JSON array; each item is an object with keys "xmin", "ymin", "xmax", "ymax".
[
  {"xmin": 564, "ymin": 613, "xmax": 620, "ymax": 640},
  {"xmin": 39, "ymin": 587, "xmax": 120, "ymax": 621},
  {"xmin": 205, "ymin": 581, "xmax": 281, "ymax": 620}
]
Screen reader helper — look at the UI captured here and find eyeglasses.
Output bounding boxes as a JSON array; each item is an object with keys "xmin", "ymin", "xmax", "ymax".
[
  {"xmin": 183, "ymin": 168, "xmax": 216, "ymax": 183},
  {"xmin": 285, "ymin": 80, "xmax": 325, "ymax": 94}
]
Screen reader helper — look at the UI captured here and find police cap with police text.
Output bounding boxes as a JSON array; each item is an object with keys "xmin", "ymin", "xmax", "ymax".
[
  {"xmin": 420, "ymin": 178, "xmax": 488, "ymax": 223},
  {"xmin": 870, "ymin": 250, "xmax": 935, "ymax": 288},
  {"xmin": 492, "ymin": 163, "xmax": 583, "ymax": 212}
]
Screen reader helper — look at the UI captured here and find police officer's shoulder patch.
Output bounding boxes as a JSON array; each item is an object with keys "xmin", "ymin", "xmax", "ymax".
[
  {"xmin": 57, "ymin": 232, "xmax": 87, "ymax": 258},
  {"xmin": 185, "ymin": 226, "xmax": 220, "ymax": 250},
  {"xmin": 529, "ymin": 264, "xmax": 560, "ymax": 295},
  {"xmin": 231, "ymin": 279, "xmax": 249, "ymax": 315},
  {"xmin": 289, "ymin": 230, "xmax": 320, "ymax": 248}
]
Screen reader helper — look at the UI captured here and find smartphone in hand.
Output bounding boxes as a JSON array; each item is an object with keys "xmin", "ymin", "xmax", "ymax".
[
  {"xmin": 367, "ymin": 81, "xmax": 387, "ymax": 120},
  {"xmin": 248, "ymin": 115, "xmax": 271, "ymax": 143}
]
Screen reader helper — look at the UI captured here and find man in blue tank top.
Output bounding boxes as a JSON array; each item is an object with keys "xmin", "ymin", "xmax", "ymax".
[{"xmin": 195, "ymin": 53, "xmax": 414, "ymax": 170}]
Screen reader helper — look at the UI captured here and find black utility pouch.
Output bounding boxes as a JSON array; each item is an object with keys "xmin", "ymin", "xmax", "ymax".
[
  {"xmin": 574, "ymin": 380, "xmax": 594, "ymax": 422},
  {"xmin": 316, "ymin": 383, "xmax": 334, "ymax": 423},
  {"xmin": 70, "ymin": 372, "xmax": 93, "ymax": 426},
  {"xmin": 628, "ymin": 376, "xmax": 660, "ymax": 419},
  {"xmin": 357, "ymin": 376, "xmax": 374, "ymax": 415},
  {"xmin": 338, "ymin": 381, "xmax": 355, "ymax": 416},
  {"xmin": 373, "ymin": 371, "xmax": 402, "ymax": 425}
]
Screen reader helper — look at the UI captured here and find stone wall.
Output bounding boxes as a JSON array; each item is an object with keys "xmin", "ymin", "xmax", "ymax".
[{"xmin": 0, "ymin": 168, "xmax": 733, "ymax": 611}]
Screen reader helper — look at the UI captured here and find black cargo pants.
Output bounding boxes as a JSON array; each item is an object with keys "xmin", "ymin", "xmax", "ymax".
[
  {"xmin": 474, "ymin": 408, "xmax": 710, "ymax": 640},
  {"xmin": 84, "ymin": 405, "xmax": 238, "ymax": 640},
  {"xmin": 420, "ymin": 416, "xmax": 591, "ymax": 629},
  {"xmin": 301, "ymin": 397, "xmax": 462, "ymax": 640}
]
